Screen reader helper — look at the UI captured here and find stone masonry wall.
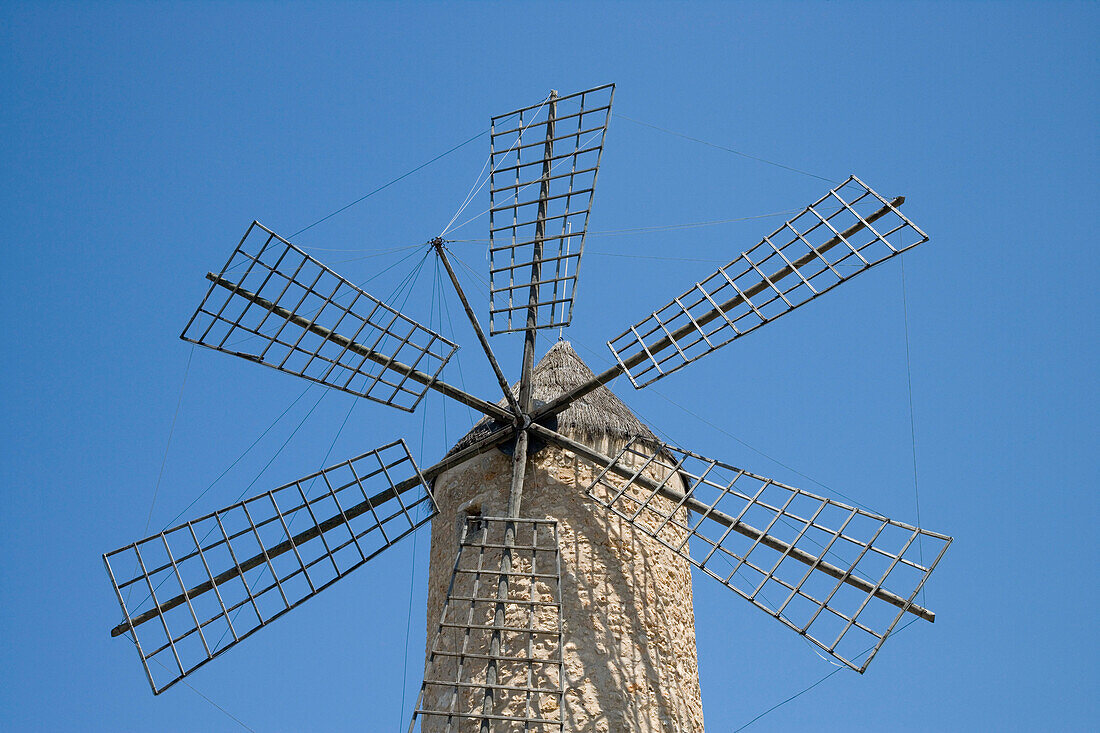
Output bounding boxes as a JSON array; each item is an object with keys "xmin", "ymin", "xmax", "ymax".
[{"xmin": 423, "ymin": 432, "xmax": 704, "ymax": 732}]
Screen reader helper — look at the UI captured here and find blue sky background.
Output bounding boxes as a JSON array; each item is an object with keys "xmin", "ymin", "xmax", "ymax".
[{"xmin": 2, "ymin": 2, "xmax": 1097, "ymax": 731}]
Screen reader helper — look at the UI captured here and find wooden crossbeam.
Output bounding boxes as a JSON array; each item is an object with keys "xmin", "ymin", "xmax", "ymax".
[
  {"xmin": 528, "ymin": 423, "xmax": 936, "ymax": 624},
  {"xmin": 110, "ymin": 424, "xmax": 517, "ymax": 638},
  {"xmin": 205, "ymin": 273, "xmax": 512, "ymax": 423},
  {"xmin": 532, "ymin": 197, "xmax": 907, "ymax": 421}
]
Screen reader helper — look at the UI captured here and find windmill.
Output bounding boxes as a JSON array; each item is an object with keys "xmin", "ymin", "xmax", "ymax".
[{"xmin": 103, "ymin": 84, "xmax": 952, "ymax": 730}]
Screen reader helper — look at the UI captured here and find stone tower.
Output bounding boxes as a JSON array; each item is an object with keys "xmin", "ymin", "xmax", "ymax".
[{"xmin": 423, "ymin": 341, "xmax": 705, "ymax": 732}]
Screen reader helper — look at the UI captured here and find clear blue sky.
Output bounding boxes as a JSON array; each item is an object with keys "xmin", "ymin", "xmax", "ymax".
[{"xmin": 2, "ymin": 2, "xmax": 1097, "ymax": 731}]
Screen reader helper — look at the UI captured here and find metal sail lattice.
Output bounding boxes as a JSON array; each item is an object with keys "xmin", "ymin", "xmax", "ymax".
[
  {"xmin": 488, "ymin": 84, "xmax": 614, "ymax": 334},
  {"xmin": 103, "ymin": 80, "xmax": 954, "ymax": 705},
  {"xmin": 182, "ymin": 221, "xmax": 458, "ymax": 411},
  {"xmin": 411, "ymin": 517, "xmax": 564, "ymax": 731},
  {"xmin": 608, "ymin": 176, "xmax": 929, "ymax": 387},
  {"xmin": 584, "ymin": 438, "xmax": 952, "ymax": 673},
  {"xmin": 104, "ymin": 440, "xmax": 434, "ymax": 694}
]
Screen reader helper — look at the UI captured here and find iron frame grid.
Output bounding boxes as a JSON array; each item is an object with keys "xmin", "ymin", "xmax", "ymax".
[
  {"xmin": 488, "ymin": 84, "xmax": 615, "ymax": 335},
  {"xmin": 582, "ymin": 437, "xmax": 952, "ymax": 673},
  {"xmin": 181, "ymin": 221, "xmax": 458, "ymax": 411},
  {"xmin": 104, "ymin": 439, "xmax": 434, "ymax": 694},
  {"xmin": 607, "ymin": 176, "xmax": 930, "ymax": 387}
]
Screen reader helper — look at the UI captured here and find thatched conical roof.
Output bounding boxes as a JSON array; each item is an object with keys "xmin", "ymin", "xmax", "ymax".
[{"xmin": 448, "ymin": 340, "xmax": 657, "ymax": 455}]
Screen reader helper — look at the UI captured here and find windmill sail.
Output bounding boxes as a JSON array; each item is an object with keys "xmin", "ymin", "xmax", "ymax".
[
  {"xmin": 488, "ymin": 84, "xmax": 614, "ymax": 335},
  {"xmin": 411, "ymin": 517, "xmax": 564, "ymax": 731},
  {"xmin": 104, "ymin": 440, "xmax": 434, "ymax": 694},
  {"xmin": 182, "ymin": 222, "xmax": 458, "ymax": 412},
  {"xmin": 607, "ymin": 176, "xmax": 929, "ymax": 387},
  {"xmin": 582, "ymin": 437, "xmax": 951, "ymax": 673}
]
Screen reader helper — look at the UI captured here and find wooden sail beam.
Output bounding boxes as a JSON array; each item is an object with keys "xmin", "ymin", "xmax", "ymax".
[
  {"xmin": 481, "ymin": 89, "xmax": 558, "ymax": 732},
  {"xmin": 529, "ymin": 423, "xmax": 936, "ymax": 624},
  {"xmin": 110, "ymin": 423, "xmax": 518, "ymax": 638},
  {"xmin": 204, "ymin": 272, "xmax": 513, "ymax": 423},
  {"xmin": 531, "ymin": 196, "xmax": 908, "ymax": 422}
]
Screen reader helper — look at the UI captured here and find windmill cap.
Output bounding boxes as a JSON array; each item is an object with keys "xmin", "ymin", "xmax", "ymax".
[{"xmin": 447, "ymin": 340, "xmax": 659, "ymax": 456}]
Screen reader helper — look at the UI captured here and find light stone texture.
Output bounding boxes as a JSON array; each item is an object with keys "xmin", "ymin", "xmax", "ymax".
[{"xmin": 423, "ymin": 432, "xmax": 705, "ymax": 732}]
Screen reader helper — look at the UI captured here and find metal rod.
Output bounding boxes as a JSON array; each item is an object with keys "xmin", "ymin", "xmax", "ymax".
[
  {"xmin": 433, "ymin": 240, "xmax": 521, "ymax": 418},
  {"xmin": 488, "ymin": 164, "xmax": 599, "ymax": 197},
  {"xmin": 490, "ymin": 82, "xmax": 614, "ymax": 122},
  {"xmin": 204, "ymin": 272, "xmax": 512, "ymax": 423},
  {"xmin": 492, "ymin": 126, "xmax": 602, "ymax": 160},
  {"xmin": 110, "ymin": 423, "xmax": 518, "ymax": 638},
  {"xmin": 528, "ymin": 423, "xmax": 936, "ymax": 624},
  {"xmin": 532, "ymin": 197, "xmax": 907, "ymax": 421},
  {"xmin": 488, "ymin": 186, "xmax": 594, "ymax": 215}
]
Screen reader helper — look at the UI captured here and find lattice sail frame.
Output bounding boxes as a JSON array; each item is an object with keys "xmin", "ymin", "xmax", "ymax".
[
  {"xmin": 608, "ymin": 176, "xmax": 929, "ymax": 387},
  {"xmin": 104, "ymin": 440, "xmax": 435, "ymax": 694},
  {"xmin": 583, "ymin": 438, "xmax": 951, "ymax": 673},
  {"xmin": 182, "ymin": 221, "xmax": 458, "ymax": 411},
  {"xmin": 488, "ymin": 84, "xmax": 614, "ymax": 334},
  {"xmin": 411, "ymin": 517, "xmax": 564, "ymax": 731}
]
